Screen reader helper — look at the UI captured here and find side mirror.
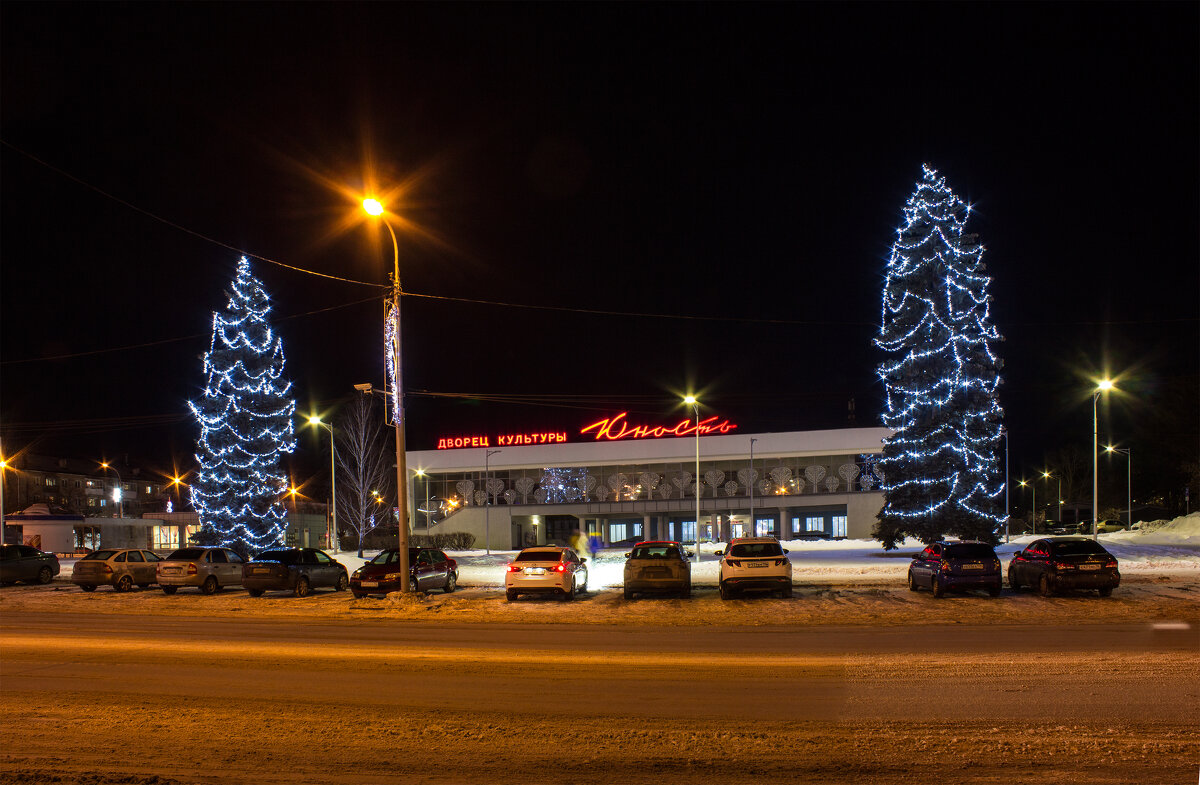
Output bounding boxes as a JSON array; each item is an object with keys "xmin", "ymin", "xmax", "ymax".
[
  {"xmin": 713, "ymin": 550, "xmax": 724, "ymax": 557},
  {"xmin": 580, "ymin": 558, "xmax": 587, "ymax": 564},
  {"xmin": 782, "ymin": 549, "xmax": 789, "ymax": 554},
  {"xmin": 685, "ymin": 551, "xmax": 694, "ymax": 559},
  {"xmin": 624, "ymin": 553, "xmax": 631, "ymax": 558}
]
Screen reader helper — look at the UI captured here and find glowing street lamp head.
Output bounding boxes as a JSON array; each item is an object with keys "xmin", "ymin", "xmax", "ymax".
[
  {"xmin": 683, "ymin": 395, "xmax": 697, "ymax": 406},
  {"xmin": 307, "ymin": 415, "xmax": 323, "ymax": 426},
  {"xmin": 362, "ymin": 198, "xmax": 384, "ymax": 216},
  {"xmin": 1097, "ymin": 379, "xmax": 1114, "ymax": 392}
]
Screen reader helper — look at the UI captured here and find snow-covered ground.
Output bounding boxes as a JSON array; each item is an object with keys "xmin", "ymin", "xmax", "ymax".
[{"xmin": 6, "ymin": 513, "xmax": 1196, "ymax": 629}]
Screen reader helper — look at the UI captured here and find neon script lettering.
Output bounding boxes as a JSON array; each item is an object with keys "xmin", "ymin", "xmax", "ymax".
[
  {"xmin": 436, "ymin": 432, "xmax": 568, "ymax": 450},
  {"xmin": 580, "ymin": 411, "xmax": 738, "ymax": 441}
]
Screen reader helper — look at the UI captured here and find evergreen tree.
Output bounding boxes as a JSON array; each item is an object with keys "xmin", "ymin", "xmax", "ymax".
[
  {"xmin": 189, "ymin": 257, "xmax": 296, "ymax": 554},
  {"xmin": 874, "ymin": 166, "xmax": 1006, "ymax": 549}
]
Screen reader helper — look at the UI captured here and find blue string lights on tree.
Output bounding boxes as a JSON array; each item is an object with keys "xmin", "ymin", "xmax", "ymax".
[
  {"xmin": 189, "ymin": 257, "xmax": 296, "ymax": 554},
  {"xmin": 874, "ymin": 165, "xmax": 1006, "ymax": 548}
]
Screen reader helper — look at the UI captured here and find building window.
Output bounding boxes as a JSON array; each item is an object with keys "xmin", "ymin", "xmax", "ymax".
[
  {"xmin": 87, "ymin": 498, "xmax": 97, "ymax": 507},
  {"xmin": 755, "ymin": 517, "xmax": 773, "ymax": 537},
  {"xmin": 100, "ymin": 499, "xmax": 107, "ymax": 507},
  {"xmin": 610, "ymin": 523, "xmax": 627, "ymax": 542},
  {"xmin": 832, "ymin": 516, "xmax": 848, "ymax": 538},
  {"xmin": 791, "ymin": 516, "xmax": 801, "ymax": 535},
  {"xmin": 86, "ymin": 480, "xmax": 97, "ymax": 488},
  {"xmin": 680, "ymin": 521, "xmax": 696, "ymax": 543},
  {"xmin": 806, "ymin": 516, "xmax": 824, "ymax": 532},
  {"xmin": 45, "ymin": 477, "xmax": 57, "ymax": 487}
]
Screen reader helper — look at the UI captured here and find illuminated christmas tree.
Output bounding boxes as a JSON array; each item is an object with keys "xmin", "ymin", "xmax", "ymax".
[
  {"xmin": 189, "ymin": 257, "xmax": 296, "ymax": 553},
  {"xmin": 874, "ymin": 166, "xmax": 1006, "ymax": 548}
]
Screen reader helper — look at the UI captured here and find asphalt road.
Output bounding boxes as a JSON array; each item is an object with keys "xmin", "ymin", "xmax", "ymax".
[{"xmin": 1, "ymin": 612, "xmax": 1197, "ymax": 784}]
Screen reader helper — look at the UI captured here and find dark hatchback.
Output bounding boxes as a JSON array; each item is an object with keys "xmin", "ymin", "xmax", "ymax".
[
  {"xmin": 908, "ymin": 541, "xmax": 1002, "ymax": 598},
  {"xmin": 0, "ymin": 544, "xmax": 60, "ymax": 585},
  {"xmin": 1009, "ymin": 537, "xmax": 1120, "ymax": 597},
  {"xmin": 350, "ymin": 547, "xmax": 458, "ymax": 597},
  {"xmin": 242, "ymin": 548, "xmax": 349, "ymax": 597}
]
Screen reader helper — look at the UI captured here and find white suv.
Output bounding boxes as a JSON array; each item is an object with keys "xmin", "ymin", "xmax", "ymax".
[{"xmin": 715, "ymin": 537, "xmax": 792, "ymax": 599}]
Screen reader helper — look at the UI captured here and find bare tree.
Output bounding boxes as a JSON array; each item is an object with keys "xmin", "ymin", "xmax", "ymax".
[{"xmin": 334, "ymin": 394, "xmax": 394, "ymax": 556}]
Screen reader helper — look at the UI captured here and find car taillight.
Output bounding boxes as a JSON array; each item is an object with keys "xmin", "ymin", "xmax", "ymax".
[
  {"xmin": 1104, "ymin": 559, "xmax": 1117, "ymax": 569},
  {"xmin": 940, "ymin": 561, "xmax": 952, "ymax": 573},
  {"xmin": 726, "ymin": 559, "xmax": 740, "ymax": 567},
  {"xmin": 187, "ymin": 563, "xmax": 198, "ymax": 575},
  {"xmin": 774, "ymin": 559, "xmax": 786, "ymax": 566},
  {"xmin": 507, "ymin": 564, "xmax": 523, "ymax": 572},
  {"xmin": 1051, "ymin": 561, "xmax": 1076, "ymax": 571},
  {"xmin": 447, "ymin": 559, "xmax": 457, "ymax": 569},
  {"xmin": 102, "ymin": 564, "xmax": 113, "ymax": 574},
  {"xmin": 552, "ymin": 563, "xmax": 568, "ymax": 573}
]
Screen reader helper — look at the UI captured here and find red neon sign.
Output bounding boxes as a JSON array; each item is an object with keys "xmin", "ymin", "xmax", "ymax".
[{"xmin": 580, "ymin": 411, "xmax": 737, "ymax": 441}]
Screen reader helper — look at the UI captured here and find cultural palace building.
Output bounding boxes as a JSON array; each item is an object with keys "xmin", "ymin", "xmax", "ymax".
[{"xmin": 409, "ymin": 411, "xmax": 891, "ymax": 551}]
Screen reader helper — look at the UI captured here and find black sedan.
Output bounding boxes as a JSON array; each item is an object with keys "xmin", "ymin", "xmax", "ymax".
[
  {"xmin": 0, "ymin": 544, "xmax": 60, "ymax": 586},
  {"xmin": 242, "ymin": 548, "xmax": 349, "ymax": 597},
  {"xmin": 908, "ymin": 541, "xmax": 1002, "ymax": 597},
  {"xmin": 1008, "ymin": 537, "xmax": 1120, "ymax": 597}
]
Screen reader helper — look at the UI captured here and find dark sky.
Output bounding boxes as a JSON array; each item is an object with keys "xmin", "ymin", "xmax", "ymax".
[{"xmin": 2, "ymin": 3, "xmax": 1197, "ymax": 500}]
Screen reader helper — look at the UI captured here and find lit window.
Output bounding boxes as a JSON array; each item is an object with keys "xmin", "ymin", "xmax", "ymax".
[
  {"xmin": 756, "ymin": 517, "xmax": 773, "ymax": 537},
  {"xmin": 832, "ymin": 516, "xmax": 848, "ymax": 537},
  {"xmin": 680, "ymin": 521, "xmax": 696, "ymax": 542},
  {"xmin": 45, "ymin": 477, "xmax": 57, "ymax": 487},
  {"xmin": 806, "ymin": 516, "xmax": 823, "ymax": 532},
  {"xmin": 610, "ymin": 523, "xmax": 627, "ymax": 542}
]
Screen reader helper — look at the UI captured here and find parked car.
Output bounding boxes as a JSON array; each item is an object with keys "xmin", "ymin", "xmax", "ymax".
[
  {"xmin": 505, "ymin": 546, "xmax": 588, "ymax": 601},
  {"xmin": 1093, "ymin": 520, "xmax": 1127, "ymax": 534},
  {"xmin": 243, "ymin": 548, "xmax": 349, "ymax": 597},
  {"xmin": 0, "ymin": 544, "xmax": 60, "ymax": 585},
  {"xmin": 72, "ymin": 548, "xmax": 162, "ymax": 592},
  {"xmin": 350, "ymin": 547, "xmax": 458, "ymax": 598},
  {"xmin": 715, "ymin": 537, "xmax": 792, "ymax": 599},
  {"xmin": 1008, "ymin": 537, "xmax": 1120, "ymax": 597},
  {"xmin": 622, "ymin": 541, "xmax": 691, "ymax": 599},
  {"xmin": 908, "ymin": 541, "xmax": 1002, "ymax": 598},
  {"xmin": 1047, "ymin": 521, "xmax": 1083, "ymax": 536},
  {"xmin": 157, "ymin": 547, "xmax": 246, "ymax": 595}
]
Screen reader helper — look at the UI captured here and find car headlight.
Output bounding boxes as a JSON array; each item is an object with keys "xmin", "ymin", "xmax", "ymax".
[
  {"xmin": 352, "ymin": 569, "xmax": 362, "ymax": 579},
  {"xmin": 384, "ymin": 572, "xmax": 405, "ymax": 581}
]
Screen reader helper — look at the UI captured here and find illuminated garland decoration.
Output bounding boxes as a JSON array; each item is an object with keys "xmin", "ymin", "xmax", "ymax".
[
  {"xmin": 874, "ymin": 166, "xmax": 1006, "ymax": 547},
  {"xmin": 188, "ymin": 257, "xmax": 296, "ymax": 553}
]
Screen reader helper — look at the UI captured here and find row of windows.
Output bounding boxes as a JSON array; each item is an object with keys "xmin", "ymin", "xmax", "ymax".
[{"xmin": 21, "ymin": 477, "xmax": 159, "ymax": 495}]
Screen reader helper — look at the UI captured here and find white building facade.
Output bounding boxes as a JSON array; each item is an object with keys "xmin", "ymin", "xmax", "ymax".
[{"xmin": 407, "ymin": 416, "xmax": 891, "ymax": 551}]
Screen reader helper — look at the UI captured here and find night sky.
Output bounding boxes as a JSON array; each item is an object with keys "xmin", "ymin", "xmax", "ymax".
[{"xmin": 2, "ymin": 4, "xmax": 1196, "ymax": 506}]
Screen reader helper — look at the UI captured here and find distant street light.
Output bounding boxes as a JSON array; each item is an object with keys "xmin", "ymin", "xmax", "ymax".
[
  {"xmin": 1019, "ymin": 479, "xmax": 1035, "ymax": 535},
  {"xmin": 1106, "ymin": 445, "xmax": 1132, "ymax": 529},
  {"xmin": 100, "ymin": 461, "xmax": 124, "ymax": 519},
  {"xmin": 307, "ymin": 416, "xmax": 338, "ymax": 554},
  {"xmin": 1093, "ymin": 380, "xmax": 1114, "ymax": 539},
  {"xmin": 1041, "ymin": 471, "xmax": 1061, "ymax": 523},
  {"xmin": 362, "ymin": 197, "xmax": 411, "ymax": 591},
  {"xmin": 684, "ymin": 395, "xmax": 700, "ymax": 562}
]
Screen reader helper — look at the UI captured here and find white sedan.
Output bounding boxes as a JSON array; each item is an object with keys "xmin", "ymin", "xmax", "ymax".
[{"xmin": 505, "ymin": 546, "xmax": 588, "ymax": 601}]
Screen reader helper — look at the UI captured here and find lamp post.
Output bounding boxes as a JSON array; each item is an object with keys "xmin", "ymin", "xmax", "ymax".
[
  {"xmin": 1106, "ymin": 445, "xmax": 1132, "ymax": 529},
  {"xmin": 1041, "ymin": 471, "xmax": 1060, "ymax": 523},
  {"xmin": 100, "ymin": 461, "xmax": 124, "ymax": 519},
  {"xmin": 684, "ymin": 396, "xmax": 701, "ymax": 562},
  {"xmin": 1019, "ymin": 479, "xmax": 1035, "ymax": 535},
  {"xmin": 307, "ymin": 416, "xmax": 338, "ymax": 554},
  {"xmin": 1093, "ymin": 380, "xmax": 1114, "ymax": 539},
  {"xmin": 1002, "ymin": 427, "xmax": 1010, "ymax": 543},
  {"xmin": 749, "ymin": 437, "xmax": 757, "ymax": 539},
  {"xmin": 484, "ymin": 449, "xmax": 501, "ymax": 555},
  {"xmin": 363, "ymin": 198, "xmax": 412, "ymax": 591}
]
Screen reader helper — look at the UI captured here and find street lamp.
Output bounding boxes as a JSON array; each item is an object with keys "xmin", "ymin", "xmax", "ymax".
[
  {"xmin": 484, "ymin": 449, "xmax": 501, "ymax": 555},
  {"xmin": 1093, "ymin": 380, "xmax": 1114, "ymax": 539},
  {"xmin": 307, "ymin": 416, "xmax": 338, "ymax": 554},
  {"xmin": 684, "ymin": 396, "xmax": 700, "ymax": 563},
  {"xmin": 100, "ymin": 461, "xmax": 124, "ymax": 519},
  {"xmin": 363, "ymin": 198, "xmax": 412, "ymax": 592},
  {"xmin": 1041, "ymin": 471, "xmax": 1061, "ymax": 523},
  {"xmin": 1001, "ymin": 427, "xmax": 1010, "ymax": 542},
  {"xmin": 1019, "ymin": 479, "xmax": 1035, "ymax": 535},
  {"xmin": 1106, "ymin": 445, "xmax": 1132, "ymax": 529}
]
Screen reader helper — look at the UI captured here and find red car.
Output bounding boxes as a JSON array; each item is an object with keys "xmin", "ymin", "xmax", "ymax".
[{"xmin": 350, "ymin": 547, "xmax": 458, "ymax": 597}]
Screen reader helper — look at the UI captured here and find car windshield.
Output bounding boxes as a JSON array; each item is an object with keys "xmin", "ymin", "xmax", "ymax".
[
  {"xmin": 730, "ymin": 542, "xmax": 783, "ymax": 558},
  {"xmin": 1051, "ymin": 540, "xmax": 1109, "ymax": 556},
  {"xmin": 82, "ymin": 550, "xmax": 119, "ymax": 561},
  {"xmin": 516, "ymin": 550, "xmax": 563, "ymax": 562},
  {"xmin": 254, "ymin": 550, "xmax": 300, "ymax": 564},
  {"xmin": 630, "ymin": 546, "xmax": 679, "ymax": 559},
  {"xmin": 943, "ymin": 544, "xmax": 996, "ymax": 560},
  {"xmin": 368, "ymin": 551, "xmax": 398, "ymax": 565},
  {"xmin": 166, "ymin": 548, "xmax": 205, "ymax": 560}
]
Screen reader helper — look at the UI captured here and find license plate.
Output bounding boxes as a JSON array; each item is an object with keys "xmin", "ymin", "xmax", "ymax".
[
  {"xmin": 162, "ymin": 567, "xmax": 179, "ymax": 575},
  {"xmin": 747, "ymin": 561, "xmax": 768, "ymax": 568},
  {"xmin": 526, "ymin": 567, "xmax": 545, "ymax": 575},
  {"xmin": 1080, "ymin": 564, "xmax": 1100, "ymax": 571},
  {"xmin": 360, "ymin": 581, "xmax": 379, "ymax": 587},
  {"xmin": 253, "ymin": 567, "xmax": 270, "ymax": 574},
  {"xmin": 962, "ymin": 563, "xmax": 983, "ymax": 570},
  {"xmin": 643, "ymin": 568, "xmax": 667, "ymax": 577}
]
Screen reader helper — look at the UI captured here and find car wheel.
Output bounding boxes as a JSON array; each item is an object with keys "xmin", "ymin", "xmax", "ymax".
[
  {"xmin": 506, "ymin": 589, "xmax": 518, "ymax": 602},
  {"xmin": 79, "ymin": 584, "xmax": 96, "ymax": 592},
  {"xmin": 294, "ymin": 576, "xmax": 311, "ymax": 598},
  {"xmin": 782, "ymin": 584, "xmax": 794, "ymax": 599},
  {"xmin": 624, "ymin": 587, "xmax": 634, "ymax": 600},
  {"xmin": 562, "ymin": 581, "xmax": 576, "ymax": 601},
  {"xmin": 578, "ymin": 573, "xmax": 587, "ymax": 594},
  {"xmin": 37, "ymin": 566, "xmax": 53, "ymax": 585},
  {"xmin": 931, "ymin": 577, "xmax": 945, "ymax": 598},
  {"xmin": 162, "ymin": 586, "xmax": 178, "ymax": 595},
  {"xmin": 1009, "ymin": 573, "xmax": 1021, "ymax": 591},
  {"xmin": 682, "ymin": 583, "xmax": 691, "ymax": 599},
  {"xmin": 907, "ymin": 571, "xmax": 919, "ymax": 592},
  {"xmin": 351, "ymin": 591, "xmax": 365, "ymax": 599},
  {"xmin": 719, "ymin": 581, "xmax": 731, "ymax": 600},
  {"xmin": 443, "ymin": 572, "xmax": 456, "ymax": 594},
  {"xmin": 1098, "ymin": 586, "xmax": 1113, "ymax": 597},
  {"xmin": 115, "ymin": 575, "xmax": 134, "ymax": 593},
  {"xmin": 200, "ymin": 576, "xmax": 218, "ymax": 595},
  {"xmin": 987, "ymin": 583, "xmax": 1001, "ymax": 597},
  {"xmin": 335, "ymin": 573, "xmax": 349, "ymax": 592},
  {"xmin": 1038, "ymin": 574, "xmax": 1054, "ymax": 597},
  {"xmin": 248, "ymin": 588, "xmax": 265, "ymax": 597}
]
